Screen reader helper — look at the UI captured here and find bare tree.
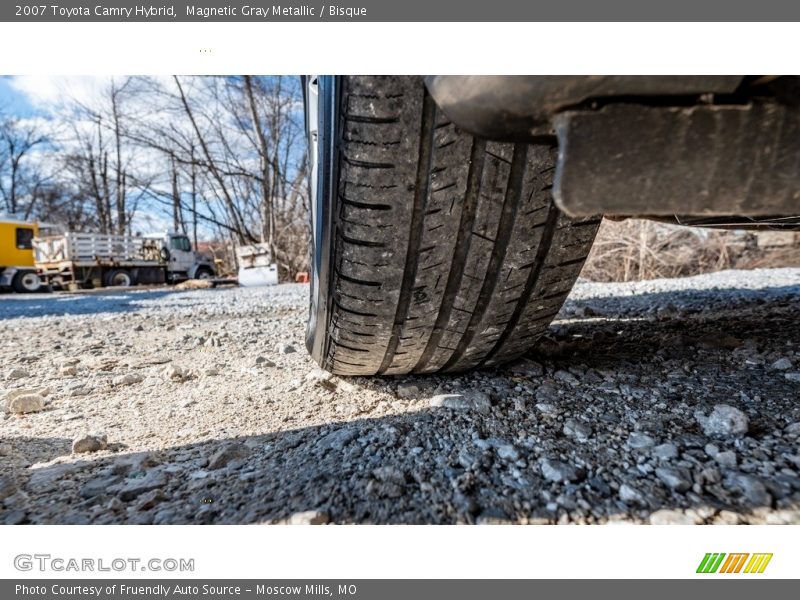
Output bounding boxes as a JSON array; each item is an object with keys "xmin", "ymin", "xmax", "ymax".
[
  {"xmin": 4, "ymin": 75, "xmax": 310, "ymax": 279},
  {"xmin": 0, "ymin": 115, "xmax": 47, "ymax": 215}
]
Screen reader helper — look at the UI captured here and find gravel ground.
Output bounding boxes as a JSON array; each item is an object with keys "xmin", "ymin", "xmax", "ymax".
[{"xmin": 1, "ymin": 268, "xmax": 799, "ymax": 525}]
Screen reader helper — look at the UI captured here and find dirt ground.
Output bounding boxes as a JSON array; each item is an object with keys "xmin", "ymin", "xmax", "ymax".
[{"xmin": 1, "ymin": 268, "xmax": 799, "ymax": 524}]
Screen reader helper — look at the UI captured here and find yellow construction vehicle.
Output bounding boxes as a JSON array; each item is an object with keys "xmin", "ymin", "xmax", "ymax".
[{"xmin": 0, "ymin": 217, "xmax": 43, "ymax": 293}]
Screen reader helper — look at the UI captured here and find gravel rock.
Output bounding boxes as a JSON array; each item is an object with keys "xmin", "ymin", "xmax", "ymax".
[
  {"xmin": 652, "ymin": 443, "xmax": 679, "ymax": 460},
  {"xmin": 7, "ymin": 368, "xmax": 29, "ymax": 380},
  {"xmin": 315, "ymin": 428, "xmax": 358, "ymax": 453},
  {"xmin": 619, "ymin": 483, "xmax": 647, "ymax": 505},
  {"xmin": 508, "ymin": 359, "xmax": 544, "ymax": 377},
  {"xmin": 430, "ymin": 391, "xmax": 491, "ymax": 414},
  {"xmin": 59, "ymin": 365, "xmax": 78, "ymax": 377},
  {"xmin": 4, "ymin": 510, "xmax": 27, "ymax": 525},
  {"xmin": 113, "ymin": 471, "xmax": 168, "ymax": 502},
  {"xmin": 72, "ymin": 434, "xmax": 108, "ymax": 454},
  {"xmin": 771, "ymin": 357, "xmax": 793, "ymax": 370},
  {"xmin": 649, "ymin": 509, "xmax": 697, "ymax": 525},
  {"xmin": 535, "ymin": 402, "xmax": 558, "ymax": 415},
  {"xmin": 277, "ymin": 343, "xmax": 296, "ymax": 354},
  {"xmin": 163, "ymin": 364, "xmax": 188, "ymax": 381},
  {"xmin": 367, "ymin": 466, "xmax": 405, "ymax": 498},
  {"xmin": 553, "ymin": 370, "xmax": 579, "ymax": 385},
  {"xmin": 785, "ymin": 372, "xmax": 800, "ymax": 383},
  {"xmin": 715, "ymin": 451, "xmax": 738, "ymax": 468},
  {"xmin": 495, "ymin": 444, "xmax": 520, "ymax": 461},
  {"xmin": 113, "ymin": 373, "xmax": 143, "ymax": 387},
  {"xmin": 697, "ymin": 404, "xmax": 749, "ymax": 437},
  {"xmin": 563, "ymin": 419, "xmax": 592, "ymax": 441},
  {"xmin": 208, "ymin": 442, "xmax": 250, "ymax": 470},
  {"xmin": 540, "ymin": 459, "xmax": 583, "ymax": 483},
  {"xmin": 726, "ymin": 474, "xmax": 772, "ymax": 506},
  {"xmin": 396, "ymin": 383, "xmax": 420, "ymax": 399},
  {"xmin": 0, "ymin": 475, "xmax": 17, "ymax": 500},
  {"xmin": 7, "ymin": 393, "xmax": 44, "ymax": 414},
  {"xmin": 254, "ymin": 356, "xmax": 276, "ymax": 367},
  {"xmin": 80, "ymin": 475, "xmax": 122, "ymax": 498},
  {"xmin": 0, "ymin": 270, "xmax": 797, "ymax": 524},
  {"xmin": 288, "ymin": 510, "xmax": 330, "ymax": 525},
  {"xmin": 655, "ymin": 467, "xmax": 692, "ymax": 492},
  {"xmin": 627, "ymin": 432, "xmax": 656, "ymax": 449}
]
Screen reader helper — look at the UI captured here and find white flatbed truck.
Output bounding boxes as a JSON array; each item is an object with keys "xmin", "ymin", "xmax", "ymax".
[{"xmin": 33, "ymin": 231, "xmax": 216, "ymax": 290}]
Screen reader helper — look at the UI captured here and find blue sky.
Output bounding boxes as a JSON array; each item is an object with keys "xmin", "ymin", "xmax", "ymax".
[{"xmin": 0, "ymin": 76, "xmax": 36, "ymax": 116}]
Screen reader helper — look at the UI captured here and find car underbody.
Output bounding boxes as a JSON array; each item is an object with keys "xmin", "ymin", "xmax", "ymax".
[{"xmin": 425, "ymin": 75, "xmax": 800, "ymax": 229}]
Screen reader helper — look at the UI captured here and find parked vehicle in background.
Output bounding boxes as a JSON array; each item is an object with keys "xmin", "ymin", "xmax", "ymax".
[
  {"xmin": 0, "ymin": 216, "xmax": 43, "ymax": 293},
  {"xmin": 33, "ymin": 231, "xmax": 216, "ymax": 290}
]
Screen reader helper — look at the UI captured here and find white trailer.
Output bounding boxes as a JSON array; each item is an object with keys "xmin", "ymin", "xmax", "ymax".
[
  {"xmin": 34, "ymin": 231, "xmax": 216, "ymax": 290},
  {"xmin": 236, "ymin": 242, "xmax": 278, "ymax": 287}
]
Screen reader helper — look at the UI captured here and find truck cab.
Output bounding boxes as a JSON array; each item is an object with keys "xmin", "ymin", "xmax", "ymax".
[
  {"xmin": 0, "ymin": 217, "xmax": 43, "ymax": 293},
  {"xmin": 144, "ymin": 232, "xmax": 216, "ymax": 283}
]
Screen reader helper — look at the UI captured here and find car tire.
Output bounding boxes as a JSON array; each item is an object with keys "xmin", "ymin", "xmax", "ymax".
[{"xmin": 306, "ymin": 75, "xmax": 601, "ymax": 376}]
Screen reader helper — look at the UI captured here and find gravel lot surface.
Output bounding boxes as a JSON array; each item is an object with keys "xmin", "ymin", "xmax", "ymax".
[{"xmin": 1, "ymin": 268, "xmax": 799, "ymax": 525}]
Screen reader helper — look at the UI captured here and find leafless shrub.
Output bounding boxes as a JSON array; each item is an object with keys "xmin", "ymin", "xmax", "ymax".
[{"xmin": 581, "ymin": 219, "xmax": 800, "ymax": 282}]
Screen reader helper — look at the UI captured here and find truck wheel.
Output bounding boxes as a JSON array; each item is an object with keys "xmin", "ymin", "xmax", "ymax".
[
  {"xmin": 12, "ymin": 270, "xmax": 42, "ymax": 293},
  {"xmin": 305, "ymin": 76, "xmax": 601, "ymax": 376},
  {"xmin": 194, "ymin": 267, "xmax": 214, "ymax": 280},
  {"xmin": 105, "ymin": 269, "xmax": 134, "ymax": 287}
]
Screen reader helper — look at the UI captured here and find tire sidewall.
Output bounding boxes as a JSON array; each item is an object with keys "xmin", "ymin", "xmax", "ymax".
[
  {"xmin": 305, "ymin": 76, "xmax": 339, "ymax": 366},
  {"xmin": 13, "ymin": 270, "xmax": 42, "ymax": 293},
  {"xmin": 106, "ymin": 270, "xmax": 134, "ymax": 287}
]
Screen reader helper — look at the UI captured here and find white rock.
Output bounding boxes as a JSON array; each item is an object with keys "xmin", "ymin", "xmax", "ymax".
[
  {"xmin": 563, "ymin": 419, "xmax": 592, "ymax": 441},
  {"xmin": 652, "ymin": 443, "xmax": 678, "ymax": 460},
  {"xmin": 430, "ymin": 391, "xmax": 491, "ymax": 414},
  {"xmin": 715, "ymin": 451, "xmax": 738, "ymax": 468},
  {"xmin": 72, "ymin": 434, "xmax": 108, "ymax": 454},
  {"xmin": 396, "ymin": 383, "xmax": 420, "ymax": 399},
  {"xmin": 113, "ymin": 373, "xmax": 143, "ymax": 387},
  {"xmin": 619, "ymin": 483, "xmax": 646, "ymax": 505},
  {"xmin": 305, "ymin": 368, "xmax": 333, "ymax": 383},
  {"xmin": 627, "ymin": 432, "xmax": 656, "ymax": 449},
  {"xmin": 540, "ymin": 458, "xmax": 582, "ymax": 482},
  {"xmin": 163, "ymin": 364, "xmax": 188, "ymax": 381},
  {"xmin": 655, "ymin": 467, "xmax": 691, "ymax": 492},
  {"xmin": 495, "ymin": 444, "xmax": 520, "ymax": 461},
  {"xmin": 697, "ymin": 404, "xmax": 749, "ymax": 437},
  {"xmin": 649, "ymin": 509, "xmax": 696, "ymax": 525},
  {"xmin": 8, "ymin": 393, "xmax": 44, "ymax": 414},
  {"xmin": 535, "ymin": 402, "xmax": 558, "ymax": 415},
  {"xmin": 288, "ymin": 510, "xmax": 330, "ymax": 525}
]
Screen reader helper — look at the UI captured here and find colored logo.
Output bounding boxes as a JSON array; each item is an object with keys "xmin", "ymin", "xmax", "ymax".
[{"xmin": 696, "ymin": 553, "xmax": 773, "ymax": 574}]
